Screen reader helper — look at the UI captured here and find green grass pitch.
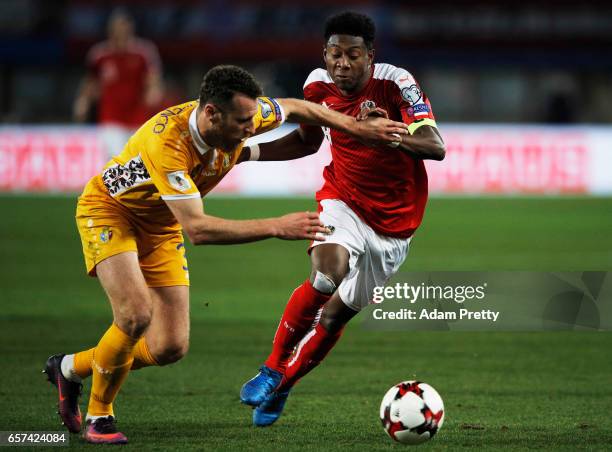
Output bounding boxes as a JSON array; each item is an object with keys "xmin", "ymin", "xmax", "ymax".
[{"xmin": 0, "ymin": 195, "xmax": 611, "ymax": 450}]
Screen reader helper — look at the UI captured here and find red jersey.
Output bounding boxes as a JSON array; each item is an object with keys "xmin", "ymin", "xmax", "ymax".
[
  {"xmin": 87, "ymin": 38, "xmax": 161, "ymax": 127},
  {"xmin": 302, "ymin": 63, "xmax": 438, "ymax": 239}
]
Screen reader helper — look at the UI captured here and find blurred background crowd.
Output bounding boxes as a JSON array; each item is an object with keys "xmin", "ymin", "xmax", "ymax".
[{"xmin": 1, "ymin": 0, "xmax": 611, "ymax": 125}]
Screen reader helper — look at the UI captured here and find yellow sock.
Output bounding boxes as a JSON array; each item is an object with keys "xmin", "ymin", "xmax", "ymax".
[
  {"xmin": 87, "ymin": 323, "xmax": 139, "ymax": 417},
  {"xmin": 74, "ymin": 348, "xmax": 95, "ymax": 379},
  {"xmin": 73, "ymin": 337, "xmax": 159, "ymax": 379},
  {"xmin": 131, "ymin": 337, "xmax": 159, "ymax": 370}
]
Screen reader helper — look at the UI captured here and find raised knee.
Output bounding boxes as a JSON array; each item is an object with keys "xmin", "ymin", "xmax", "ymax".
[
  {"xmin": 119, "ymin": 310, "xmax": 152, "ymax": 337},
  {"xmin": 311, "ymin": 271, "xmax": 339, "ymax": 295},
  {"xmin": 155, "ymin": 340, "xmax": 189, "ymax": 366},
  {"xmin": 327, "ymin": 266, "xmax": 349, "ymax": 287},
  {"xmin": 311, "ymin": 266, "xmax": 349, "ymax": 295}
]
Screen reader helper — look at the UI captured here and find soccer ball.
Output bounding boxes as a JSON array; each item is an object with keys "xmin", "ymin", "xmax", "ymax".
[{"xmin": 380, "ymin": 381, "xmax": 445, "ymax": 444}]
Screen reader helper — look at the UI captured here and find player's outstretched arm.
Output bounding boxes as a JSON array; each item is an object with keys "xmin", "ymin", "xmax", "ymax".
[
  {"xmin": 238, "ymin": 127, "xmax": 324, "ymax": 163},
  {"xmin": 394, "ymin": 125, "xmax": 446, "ymax": 161},
  {"xmin": 164, "ymin": 196, "xmax": 328, "ymax": 245},
  {"xmin": 277, "ymin": 98, "xmax": 409, "ymax": 147}
]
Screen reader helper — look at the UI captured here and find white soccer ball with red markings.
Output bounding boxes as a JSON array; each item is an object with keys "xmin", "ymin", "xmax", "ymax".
[{"xmin": 380, "ymin": 381, "xmax": 445, "ymax": 444}]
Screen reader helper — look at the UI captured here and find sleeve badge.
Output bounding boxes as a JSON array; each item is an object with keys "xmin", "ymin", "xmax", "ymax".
[{"xmin": 167, "ymin": 171, "xmax": 192, "ymax": 192}]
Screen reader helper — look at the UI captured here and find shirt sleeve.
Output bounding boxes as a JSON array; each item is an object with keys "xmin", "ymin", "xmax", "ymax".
[
  {"xmin": 391, "ymin": 70, "xmax": 437, "ymax": 135},
  {"xmin": 252, "ymin": 97, "xmax": 285, "ymax": 136},
  {"xmin": 299, "ymin": 82, "xmax": 323, "ymax": 137},
  {"xmin": 141, "ymin": 134, "xmax": 201, "ymax": 201}
]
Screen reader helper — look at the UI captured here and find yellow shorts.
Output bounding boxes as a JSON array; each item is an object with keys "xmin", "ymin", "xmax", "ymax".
[{"xmin": 75, "ymin": 196, "xmax": 190, "ymax": 287}]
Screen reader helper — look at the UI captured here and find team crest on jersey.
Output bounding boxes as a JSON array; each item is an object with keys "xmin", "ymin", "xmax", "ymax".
[
  {"xmin": 401, "ymin": 84, "xmax": 422, "ymax": 106},
  {"xmin": 360, "ymin": 99, "xmax": 376, "ymax": 111},
  {"xmin": 167, "ymin": 171, "xmax": 192, "ymax": 192},
  {"xmin": 359, "ymin": 99, "xmax": 377, "ymax": 115}
]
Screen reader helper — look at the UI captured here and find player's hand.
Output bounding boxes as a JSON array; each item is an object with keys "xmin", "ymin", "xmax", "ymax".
[
  {"xmin": 356, "ymin": 106, "xmax": 389, "ymax": 121},
  {"xmin": 275, "ymin": 211, "xmax": 330, "ymax": 241},
  {"xmin": 352, "ymin": 116, "xmax": 408, "ymax": 147}
]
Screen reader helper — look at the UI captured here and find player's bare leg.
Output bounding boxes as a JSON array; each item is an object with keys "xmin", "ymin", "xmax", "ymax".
[
  {"xmin": 52, "ymin": 286, "xmax": 190, "ymax": 385},
  {"xmin": 309, "ymin": 243, "xmax": 350, "ymax": 289},
  {"xmin": 253, "ymin": 291, "xmax": 358, "ymax": 426},
  {"xmin": 241, "ymin": 243, "xmax": 349, "ymax": 412},
  {"xmin": 47, "ymin": 283, "xmax": 190, "ymax": 440},
  {"xmin": 82, "ymin": 251, "xmax": 153, "ymax": 444},
  {"xmin": 138, "ymin": 285, "xmax": 190, "ymax": 367}
]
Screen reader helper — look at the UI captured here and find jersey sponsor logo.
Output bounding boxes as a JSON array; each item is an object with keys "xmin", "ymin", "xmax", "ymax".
[
  {"xmin": 407, "ymin": 103, "xmax": 430, "ymax": 118},
  {"xmin": 102, "ymin": 155, "xmax": 151, "ymax": 196},
  {"xmin": 167, "ymin": 170, "xmax": 192, "ymax": 192},
  {"xmin": 401, "ymin": 84, "xmax": 422, "ymax": 106},
  {"xmin": 398, "ymin": 76, "xmax": 413, "ymax": 85}
]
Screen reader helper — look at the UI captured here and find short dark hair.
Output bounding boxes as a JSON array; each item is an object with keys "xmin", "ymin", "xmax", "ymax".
[
  {"xmin": 199, "ymin": 65, "xmax": 262, "ymax": 110},
  {"xmin": 324, "ymin": 12, "xmax": 376, "ymax": 50}
]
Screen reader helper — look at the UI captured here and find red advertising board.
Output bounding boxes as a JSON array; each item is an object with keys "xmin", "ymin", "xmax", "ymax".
[
  {"xmin": 426, "ymin": 129, "xmax": 589, "ymax": 194},
  {"xmin": 0, "ymin": 125, "xmax": 609, "ymax": 195},
  {"xmin": 0, "ymin": 128, "xmax": 104, "ymax": 192}
]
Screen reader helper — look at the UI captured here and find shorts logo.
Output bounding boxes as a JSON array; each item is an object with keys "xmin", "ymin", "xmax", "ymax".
[
  {"xmin": 401, "ymin": 84, "xmax": 422, "ymax": 106},
  {"xmin": 167, "ymin": 171, "xmax": 192, "ymax": 192},
  {"xmin": 325, "ymin": 224, "xmax": 336, "ymax": 235},
  {"xmin": 100, "ymin": 226, "xmax": 112, "ymax": 243}
]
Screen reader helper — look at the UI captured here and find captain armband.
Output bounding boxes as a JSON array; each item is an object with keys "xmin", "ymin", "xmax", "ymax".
[{"xmin": 408, "ymin": 118, "xmax": 437, "ymax": 135}]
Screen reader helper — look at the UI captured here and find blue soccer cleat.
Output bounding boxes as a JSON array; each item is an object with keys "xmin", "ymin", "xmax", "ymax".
[
  {"xmin": 240, "ymin": 366, "xmax": 283, "ymax": 407},
  {"xmin": 253, "ymin": 390, "xmax": 290, "ymax": 427}
]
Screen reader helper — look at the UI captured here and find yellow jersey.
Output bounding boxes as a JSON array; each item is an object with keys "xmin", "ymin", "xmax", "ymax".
[{"xmin": 79, "ymin": 97, "xmax": 284, "ymax": 233}]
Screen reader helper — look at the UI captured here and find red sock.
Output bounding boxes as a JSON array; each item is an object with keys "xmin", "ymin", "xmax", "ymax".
[
  {"xmin": 265, "ymin": 280, "xmax": 330, "ymax": 373},
  {"xmin": 278, "ymin": 322, "xmax": 343, "ymax": 391}
]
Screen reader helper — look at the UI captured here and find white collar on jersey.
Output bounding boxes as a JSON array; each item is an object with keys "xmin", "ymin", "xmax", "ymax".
[{"xmin": 189, "ymin": 105, "xmax": 213, "ymax": 155}]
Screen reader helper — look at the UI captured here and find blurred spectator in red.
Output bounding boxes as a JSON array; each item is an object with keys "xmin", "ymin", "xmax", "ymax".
[{"xmin": 73, "ymin": 9, "xmax": 163, "ymax": 158}]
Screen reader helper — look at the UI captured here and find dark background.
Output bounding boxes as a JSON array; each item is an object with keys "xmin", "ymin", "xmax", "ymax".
[{"xmin": 1, "ymin": 0, "xmax": 611, "ymax": 124}]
